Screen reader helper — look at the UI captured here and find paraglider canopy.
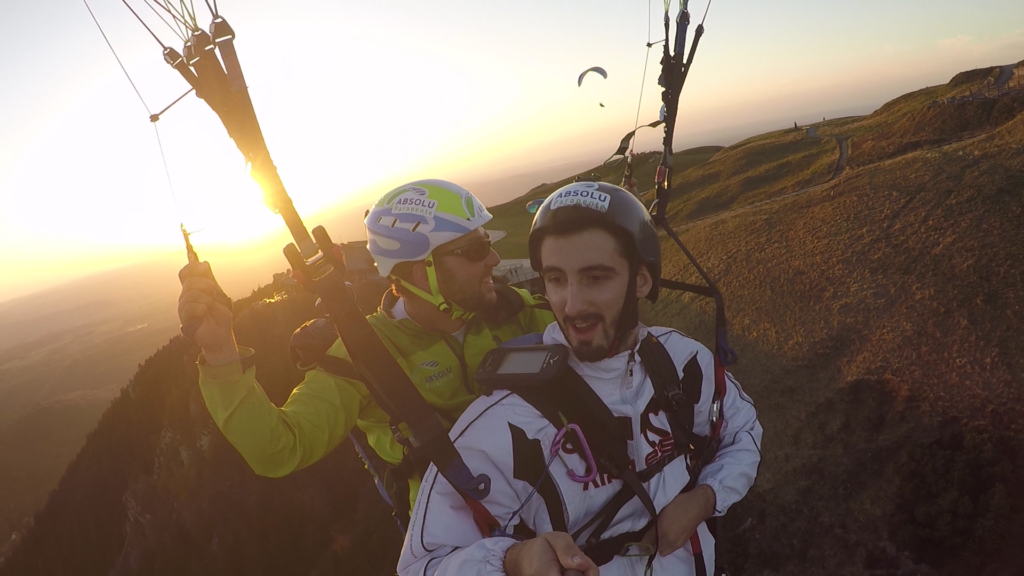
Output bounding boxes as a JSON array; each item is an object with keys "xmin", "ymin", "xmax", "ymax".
[
  {"xmin": 577, "ymin": 66, "xmax": 607, "ymax": 86},
  {"xmin": 525, "ymin": 198, "xmax": 545, "ymax": 214}
]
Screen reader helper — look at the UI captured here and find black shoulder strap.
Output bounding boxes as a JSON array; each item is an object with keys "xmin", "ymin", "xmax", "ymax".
[
  {"xmin": 498, "ymin": 337, "xmax": 719, "ymax": 568},
  {"xmin": 498, "ymin": 367, "xmax": 660, "ymax": 548},
  {"xmin": 637, "ymin": 333, "xmax": 705, "ymax": 457},
  {"xmin": 478, "ymin": 283, "xmax": 551, "ymax": 325}
]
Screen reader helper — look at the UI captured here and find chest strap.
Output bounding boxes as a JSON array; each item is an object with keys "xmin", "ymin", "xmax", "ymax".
[
  {"xmin": 291, "ymin": 319, "xmax": 500, "ymax": 536},
  {"xmin": 493, "ymin": 363, "xmax": 661, "ymax": 566},
  {"xmin": 490, "ymin": 334, "xmax": 722, "ymax": 568}
]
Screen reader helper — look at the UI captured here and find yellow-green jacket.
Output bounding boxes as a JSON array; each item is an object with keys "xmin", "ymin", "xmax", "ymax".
[{"xmin": 198, "ymin": 285, "xmax": 552, "ymax": 505}]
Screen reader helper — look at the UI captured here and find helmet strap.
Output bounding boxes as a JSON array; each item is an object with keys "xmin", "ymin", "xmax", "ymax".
[{"xmin": 394, "ymin": 254, "xmax": 475, "ymax": 321}]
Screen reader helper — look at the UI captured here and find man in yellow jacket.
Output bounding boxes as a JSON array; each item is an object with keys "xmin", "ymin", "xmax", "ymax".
[{"xmin": 177, "ymin": 180, "xmax": 553, "ymax": 527}]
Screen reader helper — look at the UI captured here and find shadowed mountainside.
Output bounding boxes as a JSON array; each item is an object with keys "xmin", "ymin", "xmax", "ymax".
[
  {"xmin": 0, "ymin": 261, "xmax": 184, "ymax": 541},
  {"xmin": 0, "ymin": 283, "xmax": 402, "ymax": 576},
  {"xmin": 2, "ymin": 65, "xmax": 1022, "ymax": 576}
]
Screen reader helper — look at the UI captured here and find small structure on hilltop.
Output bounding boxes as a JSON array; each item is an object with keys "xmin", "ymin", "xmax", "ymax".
[
  {"xmin": 933, "ymin": 64, "xmax": 1024, "ymax": 105},
  {"xmin": 340, "ymin": 242, "xmax": 380, "ymax": 284},
  {"xmin": 493, "ymin": 259, "xmax": 543, "ymax": 294}
]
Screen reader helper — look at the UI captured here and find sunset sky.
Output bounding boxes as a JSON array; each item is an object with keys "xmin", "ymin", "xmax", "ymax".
[{"xmin": 1, "ymin": 0, "xmax": 1022, "ymax": 302}]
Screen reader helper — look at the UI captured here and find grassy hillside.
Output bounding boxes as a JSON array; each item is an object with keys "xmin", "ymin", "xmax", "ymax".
[
  {"xmin": 644, "ymin": 66, "xmax": 1024, "ymax": 574},
  {"xmin": 816, "ymin": 66, "xmax": 1024, "ymax": 170},
  {"xmin": 3, "ymin": 64, "xmax": 1022, "ymax": 576},
  {"xmin": 488, "ymin": 146, "xmax": 722, "ymax": 259},
  {"xmin": 660, "ymin": 129, "xmax": 837, "ymax": 222},
  {"xmin": 487, "ymin": 128, "xmax": 839, "ymax": 261}
]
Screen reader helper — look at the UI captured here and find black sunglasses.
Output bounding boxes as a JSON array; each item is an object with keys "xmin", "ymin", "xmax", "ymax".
[{"xmin": 435, "ymin": 237, "xmax": 493, "ymax": 262}]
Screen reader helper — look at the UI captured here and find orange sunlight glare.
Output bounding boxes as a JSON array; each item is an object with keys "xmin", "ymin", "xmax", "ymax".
[{"xmin": 185, "ymin": 168, "xmax": 285, "ymax": 247}]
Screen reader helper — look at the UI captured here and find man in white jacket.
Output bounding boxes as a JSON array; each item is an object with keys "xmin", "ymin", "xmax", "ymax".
[{"xmin": 399, "ymin": 182, "xmax": 762, "ymax": 576}]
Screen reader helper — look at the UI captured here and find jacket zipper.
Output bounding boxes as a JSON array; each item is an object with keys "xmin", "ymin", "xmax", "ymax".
[
  {"xmin": 622, "ymin": 350, "xmax": 636, "ymax": 399},
  {"xmin": 623, "ymin": 349, "xmax": 645, "ymax": 477}
]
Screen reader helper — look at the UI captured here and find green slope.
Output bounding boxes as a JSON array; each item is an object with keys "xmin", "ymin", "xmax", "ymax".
[
  {"xmin": 4, "ymin": 64, "xmax": 1022, "ymax": 576},
  {"xmin": 487, "ymin": 146, "xmax": 722, "ymax": 259}
]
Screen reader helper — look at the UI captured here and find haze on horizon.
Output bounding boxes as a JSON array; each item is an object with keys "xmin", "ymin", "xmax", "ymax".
[{"xmin": 1, "ymin": 0, "xmax": 1022, "ymax": 304}]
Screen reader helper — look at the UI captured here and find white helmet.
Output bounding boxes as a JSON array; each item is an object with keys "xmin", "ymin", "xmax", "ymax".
[{"xmin": 364, "ymin": 179, "xmax": 494, "ymax": 276}]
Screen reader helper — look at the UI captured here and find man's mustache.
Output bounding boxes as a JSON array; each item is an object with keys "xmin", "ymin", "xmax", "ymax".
[{"xmin": 561, "ymin": 313, "xmax": 606, "ymax": 328}]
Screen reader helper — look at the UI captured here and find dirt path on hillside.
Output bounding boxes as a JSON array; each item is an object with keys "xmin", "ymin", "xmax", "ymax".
[
  {"xmin": 677, "ymin": 132, "xmax": 850, "ymax": 230},
  {"xmin": 995, "ymin": 64, "xmax": 1016, "ymax": 86},
  {"xmin": 829, "ymin": 137, "xmax": 850, "ymax": 179}
]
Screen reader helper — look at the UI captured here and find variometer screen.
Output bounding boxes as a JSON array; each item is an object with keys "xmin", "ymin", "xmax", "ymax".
[{"xmin": 496, "ymin": 350, "xmax": 549, "ymax": 374}]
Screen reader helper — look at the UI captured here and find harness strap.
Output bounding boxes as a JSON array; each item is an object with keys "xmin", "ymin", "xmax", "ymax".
[
  {"xmin": 572, "ymin": 448, "xmax": 678, "ymax": 545},
  {"xmin": 638, "ymin": 334, "xmax": 703, "ymax": 457},
  {"xmin": 510, "ymin": 423, "xmax": 569, "ymax": 533},
  {"xmin": 497, "ymin": 365, "xmax": 663, "ymax": 555},
  {"xmin": 582, "ymin": 519, "xmax": 653, "ymax": 566},
  {"xmin": 311, "ymin": 346, "xmax": 501, "ymax": 536},
  {"xmin": 691, "ymin": 531, "xmax": 708, "ymax": 576},
  {"xmin": 463, "ymin": 495, "xmax": 502, "ymax": 537},
  {"xmin": 490, "ymin": 335, "xmax": 729, "ymax": 569}
]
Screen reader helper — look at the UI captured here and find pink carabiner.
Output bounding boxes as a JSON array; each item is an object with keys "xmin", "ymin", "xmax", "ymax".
[{"xmin": 552, "ymin": 424, "xmax": 598, "ymax": 483}]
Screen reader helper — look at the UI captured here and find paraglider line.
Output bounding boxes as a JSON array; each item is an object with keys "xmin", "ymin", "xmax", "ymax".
[
  {"xmin": 113, "ymin": 0, "xmax": 166, "ymax": 49},
  {"xmin": 186, "ymin": 0, "xmax": 199, "ymax": 28},
  {"xmin": 183, "ymin": 0, "xmax": 199, "ymax": 29},
  {"xmin": 141, "ymin": 0, "xmax": 189, "ymax": 39},
  {"xmin": 165, "ymin": 0, "xmax": 193, "ymax": 32},
  {"xmin": 141, "ymin": 0, "xmax": 185, "ymax": 40},
  {"xmin": 700, "ymin": 0, "xmax": 713, "ymax": 25},
  {"xmin": 647, "ymin": 0, "xmax": 652, "ymax": 44},
  {"xmin": 629, "ymin": 0, "xmax": 652, "ymax": 153},
  {"xmin": 630, "ymin": 46, "xmax": 654, "ymax": 155},
  {"xmin": 150, "ymin": 0, "xmax": 194, "ymax": 34},
  {"xmin": 150, "ymin": 87, "xmax": 195, "ymax": 122},
  {"xmin": 203, "ymin": 0, "xmax": 216, "ymax": 17},
  {"xmin": 84, "ymin": 0, "xmax": 154, "ymax": 115},
  {"xmin": 153, "ymin": 123, "xmax": 183, "ymax": 218},
  {"xmin": 140, "ymin": 0, "xmax": 187, "ymax": 42}
]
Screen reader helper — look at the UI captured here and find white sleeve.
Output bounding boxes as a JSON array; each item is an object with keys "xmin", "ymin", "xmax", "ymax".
[
  {"xmin": 697, "ymin": 370, "xmax": 762, "ymax": 516},
  {"xmin": 398, "ymin": 397, "xmax": 530, "ymax": 576}
]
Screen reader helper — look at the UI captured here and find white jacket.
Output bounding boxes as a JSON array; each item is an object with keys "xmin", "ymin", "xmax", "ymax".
[{"xmin": 399, "ymin": 323, "xmax": 762, "ymax": 576}]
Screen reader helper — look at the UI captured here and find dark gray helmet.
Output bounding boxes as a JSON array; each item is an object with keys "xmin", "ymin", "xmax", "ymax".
[{"xmin": 528, "ymin": 181, "xmax": 661, "ymax": 302}]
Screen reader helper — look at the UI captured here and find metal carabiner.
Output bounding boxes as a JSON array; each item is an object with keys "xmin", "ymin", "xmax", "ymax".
[{"xmin": 552, "ymin": 424, "xmax": 598, "ymax": 483}]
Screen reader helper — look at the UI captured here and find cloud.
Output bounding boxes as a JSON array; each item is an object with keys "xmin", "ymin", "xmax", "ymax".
[
  {"xmin": 937, "ymin": 35, "xmax": 973, "ymax": 48},
  {"xmin": 935, "ymin": 29, "xmax": 1024, "ymax": 60}
]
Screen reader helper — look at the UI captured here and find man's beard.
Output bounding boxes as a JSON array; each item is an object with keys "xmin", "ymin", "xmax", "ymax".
[
  {"xmin": 557, "ymin": 312, "xmax": 618, "ymax": 362},
  {"xmin": 436, "ymin": 265, "xmax": 496, "ymax": 313}
]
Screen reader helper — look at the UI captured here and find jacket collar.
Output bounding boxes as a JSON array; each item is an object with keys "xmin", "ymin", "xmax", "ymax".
[
  {"xmin": 382, "ymin": 282, "xmax": 526, "ymax": 325},
  {"xmin": 543, "ymin": 321, "xmax": 650, "ymax": 378}
]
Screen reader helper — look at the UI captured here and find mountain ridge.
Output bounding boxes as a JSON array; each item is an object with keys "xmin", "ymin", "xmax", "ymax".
[{"xmin": 2, "ymin": 64, "xmax": 1022, "ymax": 575}]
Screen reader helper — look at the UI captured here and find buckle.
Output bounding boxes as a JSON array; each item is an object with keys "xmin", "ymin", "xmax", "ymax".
[{"xmin": 390, "ymin": 421, "xmax": 411, "ymax": 448}]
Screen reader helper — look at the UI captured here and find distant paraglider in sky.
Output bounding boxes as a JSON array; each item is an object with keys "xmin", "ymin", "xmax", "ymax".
[
  {"xmin": 578, "ymin": 66, "xmax": 608, "ymax": 108},
  {"xmin": 525, "ymin": 198, "xmax": 545, "ymax": 214},
  {"xmin": 577, "ymin": 66, "xmax": 608, "ymax": 87}
]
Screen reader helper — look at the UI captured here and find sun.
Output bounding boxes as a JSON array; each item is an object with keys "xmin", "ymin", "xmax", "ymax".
[{"xmin": 178, "ymin": 163, "xmax": 290, "ymax": 252}]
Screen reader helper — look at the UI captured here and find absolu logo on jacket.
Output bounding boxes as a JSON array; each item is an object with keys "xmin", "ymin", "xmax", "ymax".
[{"xmin": 420, "ymin": 360, "xmax": 453, "ymax": 388}]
